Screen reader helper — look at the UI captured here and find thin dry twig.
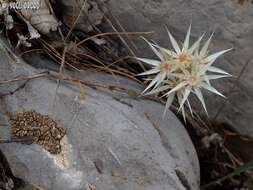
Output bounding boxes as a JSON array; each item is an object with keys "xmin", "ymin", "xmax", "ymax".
[
  {"xmin": 103, "ymin": 16, "xmax": 146, "ymax": 71},
  {"xmin": 65, "ymin": 0, "xmax": 88, "ymax": 42},
  {"xmin": 51, "ymin": 46, "xmax": 68, "ymax": 116},
  {"xmin": 48, "ymin": 72, "xmax": 137, "ymax": 95},
  {"xmin": 106, "ymin": 56, "xmax": 132, "ymax": 68},
  {"xmin": 0, "ymin": 71, "xmax": 49, "ymax": 85},
  {"xmin": 100, "ymin": 0, "xmax": 139, "ymax": 51},
  {"xmin": 112, "ymin": 14, "xmax": 139, "ymax": 52},
  {"xmin": 76, "ymin": 31, "xmax": 153, "ymax": 47},
  {"xmin": 19, "ymin": 48, "xmax": 45, "ymax": 56},
  {"xmin": 223, "ymin": 146, "xmax": 243, "ymax": 166},
  {"xmin": 41, "ymin": 39, "xmax": 80, "ymax": 71},
  {"xmin": 65, "ymin": 47, "xmax": 120, "ymax": 83}
]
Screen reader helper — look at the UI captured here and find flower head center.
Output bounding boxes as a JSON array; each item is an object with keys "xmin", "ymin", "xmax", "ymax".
[
  {"xmin": 188, "ymin": 76, "xmax": 198, "ymax": 86},
  {"xmin": 159, "ymin": 62, "xmax": 171, "ymax": 71},
  {"xmin": 178, "ymin": 52, "xmax": 190, "ymax": 63}
]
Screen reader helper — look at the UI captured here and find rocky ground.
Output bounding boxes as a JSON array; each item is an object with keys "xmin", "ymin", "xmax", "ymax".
[
  {"xmin": 0, "ymin": 51, "xmax": 200, "ymax": 189},
  {"xmin": 0, "ymin": 0, "xmax": 253, "ymax": 189}
]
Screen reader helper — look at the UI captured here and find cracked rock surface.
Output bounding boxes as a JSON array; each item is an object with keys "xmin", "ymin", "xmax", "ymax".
[
  {"xmin": 0, "ymin": 50, "xmax": 199, "ymax": 189},
  {"xmin": 102, "ymin": 0, "xmax": 253, "ymax": 138}
]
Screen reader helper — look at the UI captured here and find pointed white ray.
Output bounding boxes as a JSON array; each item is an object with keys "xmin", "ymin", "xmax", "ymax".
[
  {"xmin": 177, "ymin": 94, "xmax": 186, "ymax": 122},
  {"xmin": 142, "ymin": 73, "xmax": 162, "ymax": 94},
  {"xmin": 207, "ymin": 74, "xmax": 230, "ymax": 80},
  {"xmin": 141, "ymin": 37, "xmax": 164, "ymax": 61},
  {"xmin": 144, "ymin": 85, "xmax": 171, "ymax": 96},
  {"xmin": 204, "ymin": 75, "xmax": 211, "ymax": 85},
  {"xmin": 136, "ymin": 58, "xmax": 161, "ymax": 66},
  {"xmin": 166, "ymin": 27, "xmax": 181, "ymax": 53},
  {"xmin": 208, "ymin": 66, "xmax": 231, "ymax": 76},
  {"xmin": 164, "ymin": 81, "xmax": 188, "ymax": 96},
  {"xmin": 183, "ymin": 24, "xmax": 191, "ymax": 51},
  {"xmin": 137, "ymin": 68, "xmax": 160, "ymax": 76},
  {"xmin": 189, "ymin": 33, "xmax": 205, "ymax": 54},
  {"xmin": 181, "ymin": 105, "xmax": 186, "ymax": 123},
  {"xmin": 163, "ymin": 92, "xmax": 175, "ymax": 118},
  {"xmin": 203, "ymin": 49, "xmax": 231, "ymax": 64},
  {"xmin": 152, "ymin": 44, "xmax": 177, "ymax": 57},
  {"xmin": 199, "ymin": 59, "xmax": 215, "ymax": 75},
  {"xmin": 200, "ymin": 32, "xmax": 214, "ymax": 57},
  {"xmin": 200, "ymin": 49, "xmax": 231, "ymax": 75},
  {"xmin": 201, "ymin": 83, "xmax": 225, "ymax": 98},
  {"xmin": 191, "ymin": 52, "xmax": 199, "ymax": 75},
  {"xmin": 186, "ymin": 99, "xmax": 193, "ymax": 117},
  {"xmin": 194, "ymin": 87, "xmax": 208, "ymax": 115},
  {"xmin": 179, "ymin": 88, "xmax": 191, "ymax": 111},
  {"xmin": 154, "ymin": 72, "xmax": 167, "ymax": 89}
]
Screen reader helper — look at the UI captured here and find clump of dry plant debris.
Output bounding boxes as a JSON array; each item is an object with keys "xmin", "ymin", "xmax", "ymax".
[{"xmin": 7, "ymin": 110, "xmax": 66, "ymax": 154}]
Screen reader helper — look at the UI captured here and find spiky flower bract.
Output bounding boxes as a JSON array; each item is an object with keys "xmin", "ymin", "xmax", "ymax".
[{"xmin": 137, "ymin": 25, "xmax": 231, "ymax": 121}]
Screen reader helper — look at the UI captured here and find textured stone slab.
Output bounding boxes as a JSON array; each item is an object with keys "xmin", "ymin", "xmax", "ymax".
[{"xmin": 0, "ymin": 52, "xmax": 199, "ymax": 189}]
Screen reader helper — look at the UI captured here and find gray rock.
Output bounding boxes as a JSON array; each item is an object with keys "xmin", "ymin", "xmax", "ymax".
[
  {"xmin": 56, "ymin": 0, "xmax": 105, "ymax": 33},
  {"xmin": 0, "ymin": 52, "xmax": 199, "ymax": 189},
  {"xmin": 102, "ymin": 0, "xmax": 253, "ymax": 137}
]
